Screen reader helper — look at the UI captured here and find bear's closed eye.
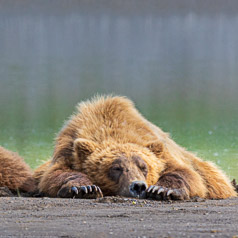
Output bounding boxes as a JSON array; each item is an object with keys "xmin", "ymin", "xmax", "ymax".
[{"xmin": 112, "ymin": 167, "xmax": 123, "ymax": 171}]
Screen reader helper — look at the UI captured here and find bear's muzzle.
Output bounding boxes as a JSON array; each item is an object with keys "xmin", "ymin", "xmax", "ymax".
[{"xmin": 129, "ymin": 181, "xmax": 147, "ymax": 198}]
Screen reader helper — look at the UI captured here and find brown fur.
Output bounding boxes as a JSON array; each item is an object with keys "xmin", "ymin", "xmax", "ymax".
[
  {"xmin": 36, "ymin": 161, "xmax": 93, "ymax": 197},
  {"xmin": 0, "ymin": 146, "xmax": 36, "ymax": 193},
  {"xmin": 36, "ymin": 96, "xmax": 236, "ymax": 199}
]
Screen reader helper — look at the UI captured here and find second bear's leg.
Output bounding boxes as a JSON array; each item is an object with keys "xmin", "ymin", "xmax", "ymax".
[
  {"xmin": 147, "ymin": 167, "xmax": 207, "ymax": 200},
  {"xmin": 38, "ymin": 163, "xmax": 102, "ymax": 198}
]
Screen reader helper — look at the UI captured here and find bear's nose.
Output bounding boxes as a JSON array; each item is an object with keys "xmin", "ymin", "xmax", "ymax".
[{"xmin": 129, "ymin": 181, "xmax": 147, "ymax": 198}]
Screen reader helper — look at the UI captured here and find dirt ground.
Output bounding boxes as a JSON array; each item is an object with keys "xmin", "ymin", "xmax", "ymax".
[{"xmin": 0, "ymin": 196, "xmax": 238, "ymax": 238}]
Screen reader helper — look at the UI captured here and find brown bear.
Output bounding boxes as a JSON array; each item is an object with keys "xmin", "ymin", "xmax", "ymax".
[
  {"xmin": 35, "ymin": 95, "xmax": 236, "ymax": 200},
  {"xmin": 0, "ymin": 146, "xmax": 36, "ymax": 195}
]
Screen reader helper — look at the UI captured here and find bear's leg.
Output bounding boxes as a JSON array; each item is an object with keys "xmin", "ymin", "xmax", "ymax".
[
  {"xmin": 146, "ymin": 167, "xmax": 207, "ymax": 200},
  {"xmin": 38, "ymin": 163, "xmax": 103, "ymax": 198},
  {"xmin": 194, "ymin": 160, "xmax": 237, "ymax": 199}
]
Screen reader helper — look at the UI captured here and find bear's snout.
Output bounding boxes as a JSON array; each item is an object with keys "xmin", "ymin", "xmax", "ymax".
[{"xmin": 129, "ymin": 181, "xmax": 147, "ymax": 198}]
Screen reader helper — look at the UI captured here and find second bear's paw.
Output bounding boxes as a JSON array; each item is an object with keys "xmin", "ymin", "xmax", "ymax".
[
  {"xmin": 57, "ymin": 185, "xmax": 103, "ymax": 199},
  {"xmin": 146, "ymin": 185, "xmax": 189, "ymax": 201}
]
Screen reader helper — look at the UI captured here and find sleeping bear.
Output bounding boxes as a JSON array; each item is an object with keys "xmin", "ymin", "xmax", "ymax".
[
  {"xmin": 0, "ymin": 146, "xmax": 36, "ymax": 195},
  {"xmin": 33, "ymin": 96, "xmax": 236, "ymax": 200}
]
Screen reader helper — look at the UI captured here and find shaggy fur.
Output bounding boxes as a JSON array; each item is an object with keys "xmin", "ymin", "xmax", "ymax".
[
  {"xmin": 0, "ymin": 146, "xmax": 36, "ymax": 193},
  {"xmin": 36, "ymin": 96, "xmax": 236, "ymax": 199}
]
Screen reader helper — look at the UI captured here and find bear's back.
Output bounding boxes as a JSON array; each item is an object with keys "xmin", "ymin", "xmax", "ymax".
[
  {"xmin": 52, "ymin": 96, "xmax": 165, "ymax": 164},
  {"xmin": 69, "ymin": 96, "xmax": 160, "ymax": 146}
]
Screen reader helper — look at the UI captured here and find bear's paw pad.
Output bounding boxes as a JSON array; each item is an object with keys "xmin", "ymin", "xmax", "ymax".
[
  {"xmin": 146, "ymin": 185, "xmax": 189, "ymax": 201},
  {"xmin": 57, "ymin": 185, "xmax": 103, "ymax": 199}
]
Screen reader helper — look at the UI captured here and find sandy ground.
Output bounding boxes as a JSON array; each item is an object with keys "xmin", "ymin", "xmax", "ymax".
[{"xmin": 0, "ymin": 196, "xmax": 238, "ymax": 238}]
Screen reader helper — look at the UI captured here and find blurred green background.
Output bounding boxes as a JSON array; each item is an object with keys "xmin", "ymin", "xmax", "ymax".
[{"xmin": 0, "ymin": 0, "xmax": 237, "ymax": 179}]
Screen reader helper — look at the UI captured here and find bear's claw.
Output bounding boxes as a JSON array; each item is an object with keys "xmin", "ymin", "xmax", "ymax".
[
  {"xmin": 71, "ymin": 186, "xmax": 78, "ymax": 194},
  {"xmin": 58, "ymin": 185, "xmax": 103, "ymax": 199},
  {"xmin": 146, "ymin": 185, "xmax": 189, "ymax": 200}
]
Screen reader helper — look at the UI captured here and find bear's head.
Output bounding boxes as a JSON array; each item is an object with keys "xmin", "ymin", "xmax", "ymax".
[{"xmin": 73, "ymin": 138, "xmax": 165, "ymax": 198}]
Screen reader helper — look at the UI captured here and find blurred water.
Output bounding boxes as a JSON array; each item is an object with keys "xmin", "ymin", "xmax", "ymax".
[{"xmin": 0, "ymin": 0, "xmax": 237, "ymax": 179}]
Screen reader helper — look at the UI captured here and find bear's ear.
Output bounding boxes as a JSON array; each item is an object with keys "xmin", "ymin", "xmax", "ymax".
[
  {"xmin": 74, "ymin": 138, "xmax": 98, "ymax": 157},
  {"xmin": 146, "ymin": 141, "xmax": 164, "ymax": 157}
]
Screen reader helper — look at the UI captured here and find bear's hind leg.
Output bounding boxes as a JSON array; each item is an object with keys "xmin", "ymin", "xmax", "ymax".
[
  {"xmin": 194, "ymin": 160, "xmax": 237, "ymax": 199},
  {"xmin": 38, "ymin": 163, "xmax": 103, "ymax": 198}
]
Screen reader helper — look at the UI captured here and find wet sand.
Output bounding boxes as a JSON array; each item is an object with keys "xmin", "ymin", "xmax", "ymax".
[{"xmin": 0, "ymin": 196, "xmax": 238, "ymax": 238}]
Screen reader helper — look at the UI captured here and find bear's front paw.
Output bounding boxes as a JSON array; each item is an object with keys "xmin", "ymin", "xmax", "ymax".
[
  {"xmin": 57, "ymin": 185, "xmax": 103, "ymax": 199},
  {"xmin": 146, "ymin": 185, "xmax": 189, "ymax": 201}
]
